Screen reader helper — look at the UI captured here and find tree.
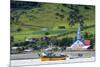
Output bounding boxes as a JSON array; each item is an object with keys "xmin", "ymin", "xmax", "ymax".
[
  {"xmin": 55, "ymin": 12, "xmax": 64, "ymax": 20},
  {"xmin": 45, "ymin": 32, "xmax": 50, "ymax": 35},
  {"xmin": 67, "ymin": 5, "xmax": 84, "ymax": 30},
  {"xmin": 11, "ymin": 36, "xmax": 14, "ymax": 42},
  {"xmin": 77, "ymin": 15, "xmax": 84, "ymax": 30},
  {"xmin": 68, "ymin": 11, "xmax": 84, "ymax": 29},
  {"xmin": 68, "ymin": 11, "xmax": 77, "ymax": 27},
  {"xmin": 16, "ymin": 28, "xmax": 22, "ymax": 32}
]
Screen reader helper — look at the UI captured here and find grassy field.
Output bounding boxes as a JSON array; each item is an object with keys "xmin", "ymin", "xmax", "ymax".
[{"xmin": 11, "ymin": 1, "xmax": 95, "ymax": 42}]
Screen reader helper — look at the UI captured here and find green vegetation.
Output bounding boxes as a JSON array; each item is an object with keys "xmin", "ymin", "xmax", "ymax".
[{"xmin": 11, "ymin": 1, "xmax": 95, "ymax": 50}]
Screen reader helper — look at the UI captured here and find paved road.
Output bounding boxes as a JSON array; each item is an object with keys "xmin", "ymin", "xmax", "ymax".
[
  {"xmin": 11, "ymin": 50, "xmax": 95, "ymax": 60},
  {"xmin": 10, "ymin": 50, "xmax": 95, "ymax": 66},
  {"xmin": 11, "ymin": 53, "xmax": 39, "ymax": 60}
]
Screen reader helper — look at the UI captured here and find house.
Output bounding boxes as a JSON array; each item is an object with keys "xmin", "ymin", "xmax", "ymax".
[{"xmin": 84, "ymin": 39, "xmax": 91, "ymax": 46}]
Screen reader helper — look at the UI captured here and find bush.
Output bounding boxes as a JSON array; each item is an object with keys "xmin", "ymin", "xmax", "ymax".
[
  {"xmin": 11, "ymin": 36, "xmax": 14, "ymax": 42},
  {"xmin": 16, "ymin": 28, "xmax": 22, "ymax": 32},
  {"xmin": 45, "ymin": 32, "xmax": 50, "ymax": 35},
  {"xmin": 59, "ymin": 37, "xmax": 73, "ymax": 47},
  {"xmin": 58, "ymin": 26, "xmax": 65, "ymax": 29},
  {"xmin": 84, "ymin": 6, "xmax": 91, "ymax": 10}
]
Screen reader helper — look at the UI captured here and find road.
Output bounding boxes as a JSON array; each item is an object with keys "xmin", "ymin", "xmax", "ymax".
[
  {"xmin": 10, "ymin": 50, "xmax": 95, "ymax": 67},
  {"xmin": 11, "ymin": 50, "xmax": 95, "ymax": 60},
  {"xmin": 11, "ymin": 57, "xmax": 95, "ymax": 67},
  {"xmin": 11, "ymin": 53, "xmax": 39, "ymax": 60}
]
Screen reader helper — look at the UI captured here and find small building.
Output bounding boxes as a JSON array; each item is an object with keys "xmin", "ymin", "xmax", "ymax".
[{"xmin": 84, "ymin": 39, "xmax": 91, "ymax": 46}]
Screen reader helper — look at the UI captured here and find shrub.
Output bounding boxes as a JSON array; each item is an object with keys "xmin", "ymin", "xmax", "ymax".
[
  {"xmin": 58, "ymin": 26, "xmax": 65, "ymax": 29},
  {"xmin": 16, "ymin": 28, "xmax": 22, "ymax": 32}
]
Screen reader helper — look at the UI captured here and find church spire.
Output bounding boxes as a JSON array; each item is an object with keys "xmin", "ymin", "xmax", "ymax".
[{"xmin": 77, "ymin": 24, "xmax": 81, "ymax": 40}]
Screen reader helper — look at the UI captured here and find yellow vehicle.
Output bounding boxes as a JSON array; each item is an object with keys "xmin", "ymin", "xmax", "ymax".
[
  {"xmin": 40, "ymin": 56, "xmax": 66, "ymax": 61},
  {"xmin": 40, "ymin": 50, "xmax": 66, "ymax": 61}
]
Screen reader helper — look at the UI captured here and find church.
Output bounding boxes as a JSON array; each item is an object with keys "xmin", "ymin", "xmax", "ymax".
[{"xmin": 71, "ymin": 25, "xmax": 90, "ymax": 49}]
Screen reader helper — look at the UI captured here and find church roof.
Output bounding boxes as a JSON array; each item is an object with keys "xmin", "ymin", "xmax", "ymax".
[{"xmin": 71, "ymin": 40, "xmax": 84, "ymax": 48}]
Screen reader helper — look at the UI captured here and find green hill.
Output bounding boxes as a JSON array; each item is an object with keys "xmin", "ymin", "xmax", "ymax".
[{"xmin": 11, "ymin": 1, "xmax": 95, "ymax": 42}]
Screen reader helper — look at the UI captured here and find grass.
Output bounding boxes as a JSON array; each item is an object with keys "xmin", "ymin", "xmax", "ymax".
[{"xmin": 11, "ymin": 2, "xmax": 95, "ymax": 43}]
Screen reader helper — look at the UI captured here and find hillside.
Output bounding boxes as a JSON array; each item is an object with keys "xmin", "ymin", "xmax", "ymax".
[{"xmin": 10, "ymin": 1, "xmax": 95, "ymax": 42}]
